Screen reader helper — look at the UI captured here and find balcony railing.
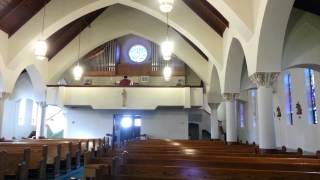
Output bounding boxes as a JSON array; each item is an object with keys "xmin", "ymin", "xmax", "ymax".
[{"xmin": 46, "ymin": 85, "xmax": 203, "ymax": 110}]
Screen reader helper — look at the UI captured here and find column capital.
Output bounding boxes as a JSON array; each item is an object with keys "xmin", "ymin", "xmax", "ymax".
[
  {"xmin": 0, "ymin": 92, "xmax": 11, "ymax": 100},
  {"xmin": 222, "ymin": 93, "xmax": 239, "ymax": 102},
  {"xmin": 249, "ymin": 72, "xmax": 279, "ymax": 88},
  {"xmin": 36, "ymin": 101, "xmax": 47, "ymax": 107},
  {"xmin": 209, "ymin": 103, "xmax": 220, "ymax": 110}
]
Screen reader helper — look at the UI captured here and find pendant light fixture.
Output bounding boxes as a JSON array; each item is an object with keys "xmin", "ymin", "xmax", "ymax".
[
  {"xmin": 161, "ymin": 13, "xmax": 174, "ymax": 61},
  {"xmin": 34, "ymin": 1, "xmax": 48, "ymax": 60},
  {"xmin": 163, "ymin": 64, "xmax": 172, "ymax": 81},
  {"xmin": 73, "ymin": 33, "xmax": 83, "ymax": 81},
  {"xmin": 159, "ymin": 0, "xmax": 174, "ymax": 13}
]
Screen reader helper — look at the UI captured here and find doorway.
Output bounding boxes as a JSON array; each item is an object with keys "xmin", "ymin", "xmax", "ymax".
[
  {"xmin": 113, "ymin": 114, "xmax": 142, "ymax": 145},
  {"xmin": 188, "ymin": 123, "xmax": 199, "ymax": 140}
]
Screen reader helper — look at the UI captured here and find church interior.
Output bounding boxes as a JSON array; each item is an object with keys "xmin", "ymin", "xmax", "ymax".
[{"xmin": 0, "ymin": 0, "xmax": 320, "ymax": 179}]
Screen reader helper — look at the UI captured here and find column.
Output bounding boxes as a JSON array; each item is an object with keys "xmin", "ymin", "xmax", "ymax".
[
  {"xmin": 223, "ymin": 93, "xmax": 238, "ymax": 144},
  {"xmin": 250, "ymin": 72, "xmax": 279, "ymax": 151},
  {"xmin": 209, "ymin": 103, "xmax": 220, "ymax": 140},
  {"xmin": 0, "ymin": 93, "xmax": 10, "ymax": 138},
  {"xmin": 37, "ymin": 101, "xmax": 47, "ymax": 138}
]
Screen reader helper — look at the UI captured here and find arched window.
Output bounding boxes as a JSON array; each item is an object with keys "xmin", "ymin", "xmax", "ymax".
[
  {"xmin": 305, "ymin": 69, "xmax": 318, "ymax": 124},
  {"xmin": 239, "ymin": 102, "xmax": 245, "ymax": 128},
  {"xmin": 251, "ymin": 90, "xmax": 257, "ymax": 128},
  {"xmin": 284, "ymin": 72, "xmax": 293, "ymax": 125}
]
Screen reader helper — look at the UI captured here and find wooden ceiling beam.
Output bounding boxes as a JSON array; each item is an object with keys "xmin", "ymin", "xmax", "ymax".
[
  {"xmin": 0, "ymin": 0, "xmax": 50, "ymax": 36},
  {"xmin": 182, "ymin": 0, "xmax": 228, "ymax": 37},
  {"xmin": 294, "ymin": 0, "xmax": 320, "ymax": 16},
  {"xmin": 46, "ymin": 8, "xmax": 106, "ymax": 60}
]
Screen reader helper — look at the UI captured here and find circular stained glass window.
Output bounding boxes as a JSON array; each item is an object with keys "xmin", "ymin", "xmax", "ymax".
[{"xmin": 128, "ymin": 44, "xmax": 148, "ymax": 63}]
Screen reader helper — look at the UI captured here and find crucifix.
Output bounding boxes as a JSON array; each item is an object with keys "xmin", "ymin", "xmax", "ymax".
[{"xmin": 121, "ymin": 89, "xmax": 127, "ymax": 107}]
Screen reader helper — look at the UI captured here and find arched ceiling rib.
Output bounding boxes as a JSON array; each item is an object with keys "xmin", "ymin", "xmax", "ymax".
[{"xmin": 45, "ymin": 3, "xmax": 218, "ymax": 62}]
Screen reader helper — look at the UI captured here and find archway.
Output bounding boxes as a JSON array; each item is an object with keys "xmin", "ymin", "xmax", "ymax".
[
  {"xmin": 221, "ymin": 38, "xmax": 246, "ymax": 93},
  {"xmin": 1, "ymin": 71, "xmax": 39, "ymax": 139}
]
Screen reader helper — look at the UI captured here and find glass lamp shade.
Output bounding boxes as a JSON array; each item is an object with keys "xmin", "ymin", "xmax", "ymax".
[
  {"xmin": 73, "ymin": 64, "xmax": 83, "ymax": 81},
  {"xmin": 159, "ymin": 0, "xmax": 174, "ymax": 13},
  {"xmin": 163, "ymin": 66, "xmax": 172, "ymax": 81},
  {"xmin": 34, "ymin": 40, "xmax": 48, "ymax": 60},
  {"xmin": 161, "ymin": 39, "xmax": 174, "ymax": 61}
]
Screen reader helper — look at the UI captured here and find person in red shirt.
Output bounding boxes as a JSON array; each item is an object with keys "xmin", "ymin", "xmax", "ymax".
[{"xmin": 119, "ymin": 75, "xmax": 131, "ymax": 86}]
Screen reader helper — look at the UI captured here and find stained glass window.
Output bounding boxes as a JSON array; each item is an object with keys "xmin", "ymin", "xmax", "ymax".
[
  {"xmin": 305, "ymin": 69, "xmax": 318, "ymax": 124},
  {"xmin": 251, "ymin": 90, "xmax": 257, "ymax": 128},
  {"xmin": 240, "ymin": 102, "xmax": 245, "ymax": 128},
  {"xmin": 129, "ymin": 45, "xmax": 148, "ymax": 63},
  {"xmin": 284, "ymin": 72, "xmax": 293, "ymax": 125}
]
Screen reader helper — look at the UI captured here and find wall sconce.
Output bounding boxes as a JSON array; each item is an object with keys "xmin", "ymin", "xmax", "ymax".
[
  {"xmin": 276, "ymin": 106, "xmax": 281, "ymax": 120},
  {"xmin": 296, "ymin": 102, "xmax": 302, "ymax": 119}
]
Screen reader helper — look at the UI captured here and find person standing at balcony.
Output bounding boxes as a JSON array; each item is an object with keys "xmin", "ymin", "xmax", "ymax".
[{"xmin": 119, "ymin": 75, "xmax": 131, "ymax": 86}]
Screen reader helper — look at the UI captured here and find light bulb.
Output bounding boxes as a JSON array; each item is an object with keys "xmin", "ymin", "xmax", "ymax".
[
  {"xmin": 161, "ymin": 39, "xmax": 174, "ymax": 61},
  {"xmin": 73, "ymin": 64, "xmax": 83, "ymax": 81},
  {"xmin": 163, "ymin": 66, "xmax": 172, "ymax": 81},
  {"xmin": 159, "ymin": 0, "xmax": 174, "ymax": 13},
  {"xmin": 34, "ymin": 40, "xmax": 48, "ymax": 60}
]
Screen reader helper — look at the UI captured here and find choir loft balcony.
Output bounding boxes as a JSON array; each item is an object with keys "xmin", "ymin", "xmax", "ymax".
[{"xmin": 46, "ymin": 85, "xmax": 203, "ymax": 110}]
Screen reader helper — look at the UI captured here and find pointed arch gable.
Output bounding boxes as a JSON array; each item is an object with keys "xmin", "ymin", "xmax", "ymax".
[{"xmin": 221, "ymin": 38, "xmax": 246, "ymax": 93}]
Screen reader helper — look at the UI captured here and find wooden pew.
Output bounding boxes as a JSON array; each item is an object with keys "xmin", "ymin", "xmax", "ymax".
[
  {"xmin": 0, "ymin": 150, "xmax": 29, "ymax": 180},
  {"xmin": 116, "ymin": 139, "xmax": 320, "ymax": 179},
  {"xmin": 83, "ymin": 151, "xmax": 114, "ymax": 179},
  {"xmin": 118, "ymin": 164, "xmax": 320, "ymax": 180},
  {"xmin": 17, "ymin": 140, "xmax": 70, "ymax": 177},
  {"xmin": 0, "ymin": 143, "xmax": 47, "ymax": 180}
]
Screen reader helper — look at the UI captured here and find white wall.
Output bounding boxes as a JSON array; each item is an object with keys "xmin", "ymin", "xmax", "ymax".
[
  {"xmin": 63, "ymin": 108, "xmax": 114, "ymax": 138},
  {"xmin": 142, "ymin": 110, "xmax": 188, "ymax": 140},
  {"xmin": 274, "ymin": 68, "xmax": 320, "ymax": 152},
  {"xmin": 44, "ymin": 107, "xmax": 189, "ymax": 140}
]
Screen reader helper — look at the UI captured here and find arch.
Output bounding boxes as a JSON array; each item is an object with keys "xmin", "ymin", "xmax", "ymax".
[
  {"xmin": 8, "ymin": 64, "xmax": 46, "ymax": 102},
  {"xmin": 25, "ymin": 65, "xmax": 46, "ymax": 102},
  {"xmin": 282, "ymin": 8, "xmax": 320, "ymax": 70},
  {"xmin": 48, "ymin": 6, "xmax": 210, "ymax": 84},
  {"xmin": 221, "ymin": 38, "xmax": 246, "ymax": 93},
  {"xmin": 8, "ymin": 0, "xmax": 222, "ymax": 71},
  {"xmin": 208, "ymin": 66, "xmax": 223, "ymax": 103},
  {"xmin": 255, "ymin": 0, "xmax": 294, "ymax": 72}
]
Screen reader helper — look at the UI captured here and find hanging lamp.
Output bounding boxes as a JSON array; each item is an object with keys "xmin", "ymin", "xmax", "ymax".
[
  {"xmin": 73, "ymin": 33, "xmax": 83, "ymax": 81},
  {"xmin": 163, "ymin": 65, "xmax": 172, "ymax": 81},
  {"xmin": 161, "ymin": 13, "xmax": 174, "ymax": 61},
  {"xmin": 159, "ymin": 0, "xmax": 174, "ymax": 13},
  {"xmin": 34, "ymin": 1, "xmax": 48, "ymax": 60}
]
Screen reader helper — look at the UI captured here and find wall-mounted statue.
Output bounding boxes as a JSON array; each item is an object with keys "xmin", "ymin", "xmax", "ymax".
[
  {"xmin": 276, "ymin": 106, "xmax": 282, "ymax": 120},
  {"xmin": 296, "ymin": 102, "xmax": 302, "ymax": 118}
]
